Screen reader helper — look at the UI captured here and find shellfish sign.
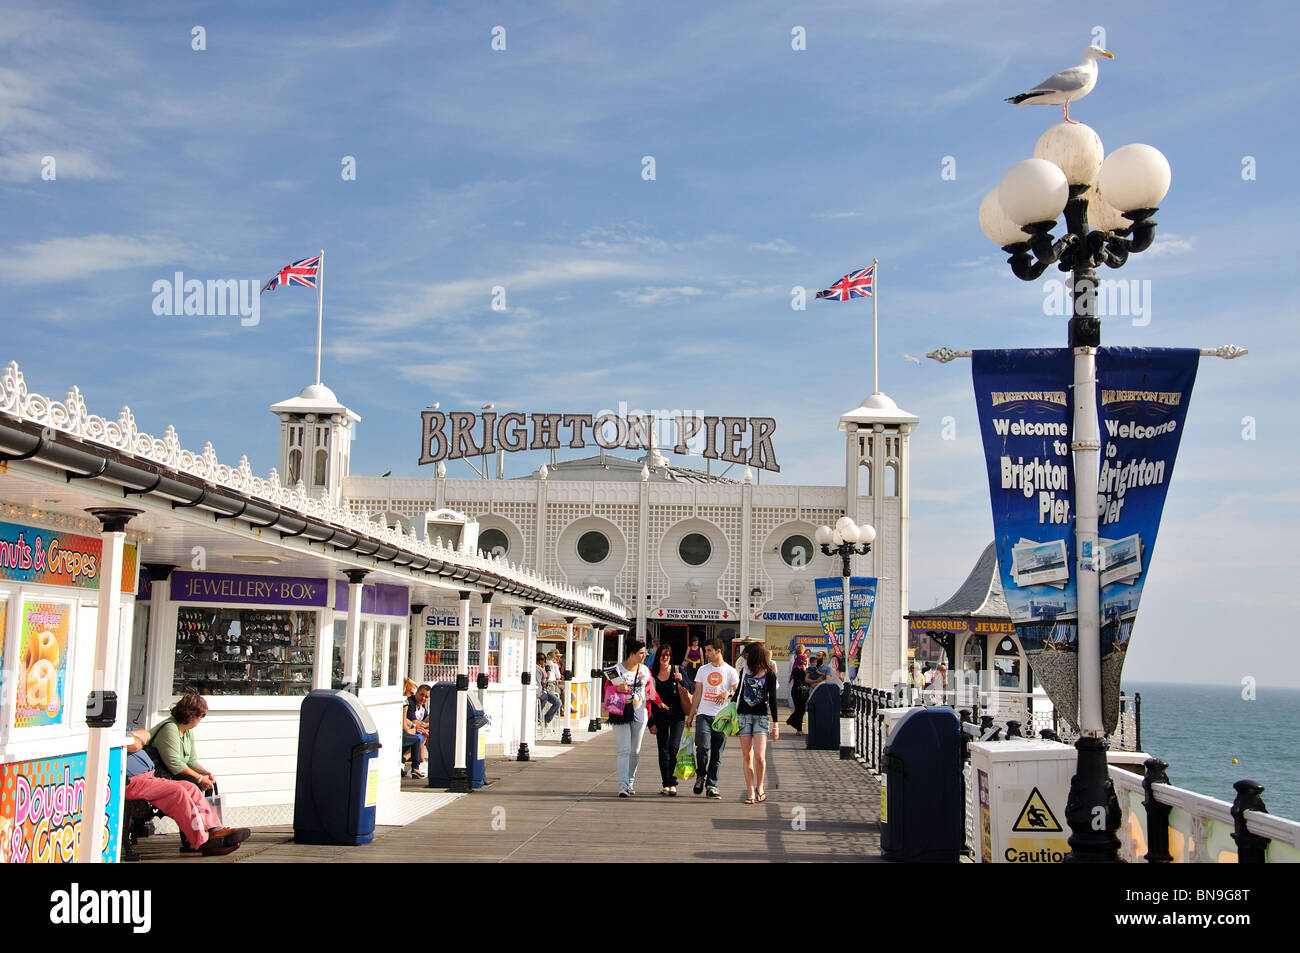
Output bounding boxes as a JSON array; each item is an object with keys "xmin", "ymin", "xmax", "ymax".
[{"xmin": 419, "ymin": 411, "xmax": 781, "ymax": 472}]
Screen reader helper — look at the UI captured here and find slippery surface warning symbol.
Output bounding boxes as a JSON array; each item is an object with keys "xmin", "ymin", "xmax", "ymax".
[{"xmin": 1011, "ymin": 787, "xmax": 1062, "ymax": 833}]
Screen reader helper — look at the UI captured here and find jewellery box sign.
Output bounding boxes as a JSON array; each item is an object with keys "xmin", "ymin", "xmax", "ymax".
[{"xmin": 170, "ymin": 571, "xmax": 328, "ymax": 607}]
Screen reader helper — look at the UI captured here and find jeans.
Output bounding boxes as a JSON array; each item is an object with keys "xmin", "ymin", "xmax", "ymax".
[
  {"xmin": 695, "ymin": 713, "xmax": 728, "ymax": 788},
  {"xmin": 612, "ymin": 719, "xmax": 647, "ymax": 789},
  {"xmin": 653, "ymin": 718, "xmax": 685, "ymax": 788},
  {"xmin": 403, "ymin": 731, "xmax": 424, "ymax": 769},
  {"xmin": 540, "ymin": 691, "xmax": 561, "ymax": 724}
]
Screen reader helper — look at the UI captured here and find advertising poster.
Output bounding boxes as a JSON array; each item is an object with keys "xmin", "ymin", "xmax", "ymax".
[
  {"xmin": 0, "ymin": 521, "xmax": 137, "ymax": 593},
  {"xmin": 813, "ymin": 577, "xmax": 845, "ymax": 658},
  {"xmin": 0, "ymin": 597, "xmax": 7, "ymax": 707},
  {"xmin": 972, "ymin": 349, "xmax": 1080, "ymax": 730},
  {"xmin": 1094, "ymin": 347, "xmax": 1198, "ymax": 733},
  {"xmin": 14, "ymin": 600, "xmax": 73, "ymax": 729},
  {"xmin": 0, "ymin": 747, "xmax": 124, "ymax": 863},
  {"xmin": 847, "ymin": 576, "xmax": 877, "ymax": 681}
]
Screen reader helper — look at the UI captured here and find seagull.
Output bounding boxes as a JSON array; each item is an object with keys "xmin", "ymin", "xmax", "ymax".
[
  {"xmin": 902, "ymin": 354, "xmax": 921, "ymax": 365},
  {"xmin": 1006, "ymin": 46, "xmax": 1114, "ymax": 124},
  {"xmin": 426, "ymin": 402, "xmax": 439, "ymax": 410}
]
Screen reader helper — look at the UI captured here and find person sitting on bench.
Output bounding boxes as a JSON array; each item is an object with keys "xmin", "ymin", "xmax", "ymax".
[{"xmin": 124, "ymin": 729, "xmax": 251, "ymax": 856}]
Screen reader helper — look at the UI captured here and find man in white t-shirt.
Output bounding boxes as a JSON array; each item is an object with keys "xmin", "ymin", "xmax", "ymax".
[{"xmin": 686, "ymin": 638, "xmax": 740, "ymax": 798}]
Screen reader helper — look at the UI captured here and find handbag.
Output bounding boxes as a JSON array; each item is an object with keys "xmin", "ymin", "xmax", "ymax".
[
  {"xmin": 603, "ymin": 682, "xmax": 628, "ymax": 716},
  {"xmin": 674, "ymin": 730, "xmax": 697, "ymax": 779},
  {"xmin": 712, "ymin": 701, "xmax": 740, "ymax": 736},
  {"xmin": 204, "ymin": 781, "xmax": 224, "ymax": 825},
  {"xmin": 605, "ymin": 670, "xmax": 641, "ymax": 724}
]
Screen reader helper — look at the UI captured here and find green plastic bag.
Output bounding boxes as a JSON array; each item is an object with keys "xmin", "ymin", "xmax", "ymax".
[
  {"xmin": 712, "ymin": 702, "xmax": 740, "ymax": 736},
  {"xmin": 674, "ymin": 730, "xmax": 697, "ymax": 779}
]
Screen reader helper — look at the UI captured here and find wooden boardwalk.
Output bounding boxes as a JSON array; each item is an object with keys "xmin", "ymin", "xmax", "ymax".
[{"xmin": 135, "ymin": 728, "xmax": 883, "ymax": 863}]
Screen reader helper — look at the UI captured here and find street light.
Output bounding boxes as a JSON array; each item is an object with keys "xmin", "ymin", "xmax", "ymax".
[
  {"xmin": 814, "ymin": 517, "xmax": 875, "ymax": 760},
  {"xmin": 980, "ymin": 121, "xmax": 1170, "ymax": 864}
]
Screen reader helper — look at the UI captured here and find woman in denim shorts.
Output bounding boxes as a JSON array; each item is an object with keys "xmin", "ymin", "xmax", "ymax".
[{"xmin": 736, "ymin": 642, "xmax": 780, "ymax": 804}]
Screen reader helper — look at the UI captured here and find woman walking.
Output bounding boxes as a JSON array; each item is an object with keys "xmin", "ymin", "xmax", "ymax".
[
  {"xmin": 648, "ymin": 642, "xmax": 691, "ymax": 796},
  {"xmin": 736, "ymin": 642, "xmax": 779, "ymax": 804},
  {"xmin": 785, "ymin": 643, "xmax": 810, "ymax": 735},
  {"xmin": 683, "ymin": 636, "xmax": 703, "ymax": 680},
  {"xmin": 607, "ymin": 642, "xmax": 653, "ymax": 797}
]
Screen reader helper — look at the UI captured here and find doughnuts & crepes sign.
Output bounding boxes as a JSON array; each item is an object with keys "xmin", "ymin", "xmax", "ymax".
[
  {"xmin": 0, "ymin": 520, "xmax": 137, "ymax": 592},
  {"xmin": 0, "ymin": 521, "xmax": 138, "ymax": 731}
]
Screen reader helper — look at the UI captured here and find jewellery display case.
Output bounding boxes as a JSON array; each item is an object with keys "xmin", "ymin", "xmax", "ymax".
[{"xmin": 173, "ymin": 606, "xmax": 317, "ymax": 696}]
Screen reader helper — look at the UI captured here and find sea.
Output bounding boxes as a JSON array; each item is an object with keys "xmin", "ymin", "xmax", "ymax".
[{"xmin": 1125, "ymin": 681, "xmax": 1300, "ymax": 822}]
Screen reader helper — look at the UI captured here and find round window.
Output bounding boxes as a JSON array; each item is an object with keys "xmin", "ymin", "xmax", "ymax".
[
  {"xmin": 479, "ymin": 528, "xmax": 509, "ymax": 558},
  {"xmin": 780, "ymin": 534, "xmax": 814, "ymax": 568},
  {"xmin": 678, "ymin": 532, "xmax": 712, "ymax": 566},
  {"xmin": 577, "ymin": 530, "xmax": 610, "ymax": 564}
]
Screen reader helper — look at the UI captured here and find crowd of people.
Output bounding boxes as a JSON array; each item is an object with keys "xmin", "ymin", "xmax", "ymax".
[{"xmin": 604, "ymin": 637, "xmax": 781, "ymax": 803}]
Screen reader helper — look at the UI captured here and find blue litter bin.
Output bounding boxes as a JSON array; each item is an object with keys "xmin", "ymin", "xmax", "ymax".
[
  {"xmin": 880, "ymin": 706, "xmax": 962, "ymax": 862},
  {"xmin": 293, "ymin": 689, "xmax": 382, "ymax": 845},
  {"xmin": 805, "ymin": 681, "xmax": 841, "ymax": 751},
  {"xmin": 426, "ymin": 683, "xmax": 489, "ymax": 789}
]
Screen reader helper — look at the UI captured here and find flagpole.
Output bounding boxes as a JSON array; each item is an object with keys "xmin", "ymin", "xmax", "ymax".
[
  {"xmin": 872, "ymin": 257, "xmax": 879, "ymax": 395},
  {"xmin": 315, "ymin": 248, "xmax": 324, "ymax": 385}
]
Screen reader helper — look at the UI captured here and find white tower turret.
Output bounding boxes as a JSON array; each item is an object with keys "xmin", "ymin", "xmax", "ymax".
[
  {"xmin": 270, "ymin": 383, "xmax": 360, "ymax": 506},
  {"xmin": 839, "ymin": 391, "xmax": 919, "ymax": 692}
]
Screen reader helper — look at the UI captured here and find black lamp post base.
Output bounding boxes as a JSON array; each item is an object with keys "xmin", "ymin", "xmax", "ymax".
[
  {"xmin": 587, "ymin": 718, "xmax": 601, "ymax": 732},
  {"xmin": 516, "ymin": 743, "xmax": 530, "ymax": 762},
  {"xmin": 1063, "ymin": 736, "xmax": 1122, "ymax": 862},
  {"xmin": 560, "ymin": 728, "xmax": 573, "ymax": 744},
  {"xmin": 449, "ymin": 768, "xmax": 470, "ymax": 793}
]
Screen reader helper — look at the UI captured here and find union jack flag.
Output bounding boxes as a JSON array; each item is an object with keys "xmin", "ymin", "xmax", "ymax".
[
  {"xmin": 816, "ymin": 265, "xmax": 874, "ymax": 301},
  {"xmin": 261, "ymin": 255, "xmax": 320, "ymax": 294}
]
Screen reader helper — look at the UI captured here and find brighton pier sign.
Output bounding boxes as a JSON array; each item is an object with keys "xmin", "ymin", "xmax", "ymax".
[{"xmin": 419, "ymin": 411, "xmax": 780, "ymax": 472}]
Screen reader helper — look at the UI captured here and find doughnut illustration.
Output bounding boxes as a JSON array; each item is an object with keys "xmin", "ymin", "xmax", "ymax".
[
  {"xmin": 35, "ymin": 630, "xmax": 60, "ymax": 667},
  {"xmin": 0, "ymin": 816, "xmax": 12, "ymax": 864},
  {"xmin": 26, "ymin": 658, "xmax": 57, "ymax": 708}
]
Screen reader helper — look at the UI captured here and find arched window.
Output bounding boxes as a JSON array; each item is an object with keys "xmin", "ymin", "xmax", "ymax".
[
  {"xmin": 288, "ymin": 449, "xmax": 302, "ymax": 486},
  {"xmin": 314, "ymin": 448, "xmax": 328, "ymax": 486},
  {"xmin": 886, "ymin": 462, "xmax": 899, "ymax": 497}
]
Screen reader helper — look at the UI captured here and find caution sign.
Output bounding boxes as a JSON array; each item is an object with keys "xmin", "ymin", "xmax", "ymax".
[{"xmin": 1012, "ymin": 787, "xmax": 1062, "ymax": 833}]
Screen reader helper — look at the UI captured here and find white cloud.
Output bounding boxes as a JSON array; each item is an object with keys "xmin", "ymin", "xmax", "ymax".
[
  {"xmin": 751, "ymin": 238, "xmax": 798, "ymax": 254},
  {"xmin": 1142, "ymin": 233, "xmax": 1194, "ymax": 257},
  {"xmin": 613, "ymin": 285, "xmax": 704, "ymax": 306},
  {"xmin": 0, "ymin": 234, "xmax": 188, "ymax": 282}
]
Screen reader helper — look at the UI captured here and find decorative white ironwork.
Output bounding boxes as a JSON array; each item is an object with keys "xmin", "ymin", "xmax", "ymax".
[{"xmin": 0, "ymin": 360, "xmax": 624, "ymax": 621}]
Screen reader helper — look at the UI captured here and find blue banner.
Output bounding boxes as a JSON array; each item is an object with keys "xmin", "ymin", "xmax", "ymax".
[
  {"xmin": 1094, "ymin": 347, "xmax": 1198, "ymax": 732},
  {"xmin": 814, "ymin": 577, "xmax": 844, "ymax": 662},
  {"xmin": 848, "ymin": 577, "xmax": 877, "ymax": 682},
  {"xmin": 972, "ymin": 349, "xmax": 1080, "ymax": 727},
  {"xmin": 972, "ymin": 347, "xmax": 1200, "ymax": 734}
]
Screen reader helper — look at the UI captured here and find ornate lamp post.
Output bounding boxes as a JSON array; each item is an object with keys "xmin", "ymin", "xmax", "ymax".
[
  {"xmin": 978, "ymin": 122, "xmax": 1171, "ymax": 863},
  {"xmin": 814, "ymin": 516, "xmax": 875, "ymax": 760}
]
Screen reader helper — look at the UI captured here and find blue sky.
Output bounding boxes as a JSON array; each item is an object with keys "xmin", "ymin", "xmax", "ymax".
[{"xmin": 3, "ymin": 1, "xmax": 1297, "ymax": 686}]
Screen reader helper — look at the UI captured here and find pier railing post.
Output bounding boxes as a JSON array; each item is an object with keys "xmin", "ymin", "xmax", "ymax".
[
  {"xmin": 1141, "ymin": 758, "xmax": 1172, "ymax": 863},
  {"xmin": 1230, "ymin": 780, "xmax": 1270, "ymax": 864}
]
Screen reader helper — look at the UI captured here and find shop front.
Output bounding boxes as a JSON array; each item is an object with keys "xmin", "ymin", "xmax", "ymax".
[
  {"xmin": 0, "ymin": 517, "xmax": 138, "ymax": 863},
  {"xmin": 133, "ymin": 569, "xmax": 410, "ymax": 829},
  {"xmin": 758, "ymin": 612, "xmax": 827, "ymax": 701}
]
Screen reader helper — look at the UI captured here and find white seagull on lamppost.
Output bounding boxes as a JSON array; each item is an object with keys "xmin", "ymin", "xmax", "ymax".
[{"xmin": 1006, "ymin": 46, "xmax": 1114, "ymax": 124}]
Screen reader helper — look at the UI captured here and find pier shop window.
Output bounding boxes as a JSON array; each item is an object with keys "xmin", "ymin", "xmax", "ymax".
[
  {"xmin": 421, "ymin": 627, "xmax": 498, "ymax": 684},
  {"xmin": 994, "ymin": 637, "xmax": 1021, "ymax": 691},
  {"xmin": 174, "ymin": 607, "xmax": 317, "ymax": 697}
]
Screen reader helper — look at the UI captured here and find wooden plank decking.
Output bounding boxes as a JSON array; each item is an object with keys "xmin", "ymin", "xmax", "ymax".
[{"xmin": 134, "ymin": 729, "xmax": 883, "ymax": 863}]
